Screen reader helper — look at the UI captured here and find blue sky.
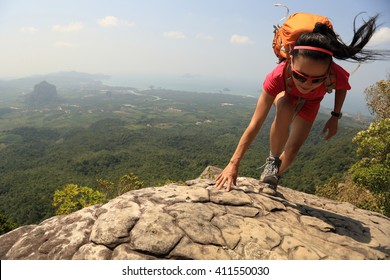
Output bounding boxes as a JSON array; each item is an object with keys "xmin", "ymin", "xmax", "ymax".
[{"xmin": 0, "ymin": 0, "xmax": 389, "ymax": 113}]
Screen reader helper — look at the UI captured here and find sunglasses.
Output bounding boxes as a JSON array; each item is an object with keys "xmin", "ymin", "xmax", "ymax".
[{"xmin": 291, "ymin": 63, "xmax": 328, "ymax": 84}]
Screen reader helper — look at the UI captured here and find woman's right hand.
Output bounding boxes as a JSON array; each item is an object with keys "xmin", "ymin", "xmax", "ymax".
[
  {"xmin": 214, "ymin": 90, "xmax": 274, "ymax": 192},
  {"xmin": 214, "ymin": 162, "xmax": 238, "ymax": 192}
]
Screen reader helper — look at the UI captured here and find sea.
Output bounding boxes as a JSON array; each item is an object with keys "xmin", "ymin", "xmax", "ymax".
[{"xmin": 103, "ymin": 74, "xmax": 371, "ymax": 116}]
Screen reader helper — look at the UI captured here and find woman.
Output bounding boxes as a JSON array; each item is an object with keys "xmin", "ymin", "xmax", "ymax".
[{"xmin": 215, "ymin": 14, "xmax": 388, "ymax": 194}]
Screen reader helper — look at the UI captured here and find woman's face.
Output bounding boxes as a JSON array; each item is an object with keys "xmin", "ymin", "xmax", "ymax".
[{"xmin": 291, "ymin": 55, "xmax": 330, "ymax": 94}]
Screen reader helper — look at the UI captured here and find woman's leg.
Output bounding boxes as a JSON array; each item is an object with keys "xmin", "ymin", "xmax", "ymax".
[
  {"xmin": 270, "ymin": 92, "xmax": 295, "ymax": 156},
  {"xmin": 261, "ymin": 92, "xmax": 295, "ymax": 186},
  {"xmin": 278, "ymin": 115, "xmax": 313, "ymax": 174}
]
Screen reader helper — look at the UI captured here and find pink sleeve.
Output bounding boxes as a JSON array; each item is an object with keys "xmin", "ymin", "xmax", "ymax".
[
  {"xmin": 262, "ymin": 63, "xmax": 285, "ymax": 96},
  {"xmin": 333, "ymin": 63, "xmax": 351, "ymax": 91}
]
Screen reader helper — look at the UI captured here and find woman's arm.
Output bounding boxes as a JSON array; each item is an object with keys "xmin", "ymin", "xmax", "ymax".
[
  {"xmin": 215, "ymin": 90, "xmax": 275, "ymax": 191},
  {"xmin": 322, "ymin": 89, "xmax": 347, "ymax": 140}
]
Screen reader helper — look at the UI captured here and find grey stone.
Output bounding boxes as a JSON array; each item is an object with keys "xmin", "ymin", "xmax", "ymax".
[
  {"xmin": 130, "ymin": 211, "xmax": 184, "ymax": 256},
  {"xmin": 1, "ymin": 166, "xmax": 389, "ymax": 260},
  {"xmin": 72, "ymin": 243, "xmax": 112, "ymax": 260},
  {"xmin": 169, "ymin": 237, "xmax": 232, "ymax": 260},
  {"xmin": 90, "ymin": 200, "xmax": 140, "ymax": 247}
]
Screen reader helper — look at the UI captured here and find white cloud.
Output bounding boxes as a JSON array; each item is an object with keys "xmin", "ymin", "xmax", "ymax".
[
  {"xmin": 230, "ymin": 34, "xmax": 253, "ymax": 45},
  {"xmin": 20, "ymin": 27, "xmax": 39, "ymax": 34},
  {"xmin": 368, "ymin": 27, "xmax": 390, "ymax": 46},
  {"xmin": 98, "ymin": 16, "xmax": 119, "ymax": 27},
  {"xmin": 98, "ymin": 16, "xmax": 135, "ymax": 27},
  {"xmin": 52, "ymin": 22, "xmax": 84, "ymax": 32},
  {"xmin": 196, "ymin": 33, "xmax": 214, "ymax": 41},
  {"xmin": 163, "ymin": 31, "xmax": 186, "ymax": 39},
  {"xmin": 53, "ymin": 41, "xmax": 75, "ymax": 48}
]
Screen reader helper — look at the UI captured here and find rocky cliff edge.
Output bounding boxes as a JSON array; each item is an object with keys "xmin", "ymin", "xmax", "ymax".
[{"xmin": 1, "ymin": 166, "xmax": 389, "ymax": 260}]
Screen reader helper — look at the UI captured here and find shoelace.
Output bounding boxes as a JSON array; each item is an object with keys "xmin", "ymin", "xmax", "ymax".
[
  {"xmin": 257, "ymin": 157, "xmax": 279, "ymax": 172},
  {"xmin": 264, "ymin": 159, "xmax": 278, "ymax": 174}
]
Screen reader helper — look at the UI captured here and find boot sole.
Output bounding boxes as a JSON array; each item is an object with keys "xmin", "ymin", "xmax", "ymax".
[{"xmin": 261, "ymin": 176, "xmax": 279, "ymax": 186}]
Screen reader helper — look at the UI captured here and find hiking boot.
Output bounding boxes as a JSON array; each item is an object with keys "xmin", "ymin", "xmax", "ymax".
[{"xmin": 260, "ymin": 156, "xmax": 281, "ymax": 186}]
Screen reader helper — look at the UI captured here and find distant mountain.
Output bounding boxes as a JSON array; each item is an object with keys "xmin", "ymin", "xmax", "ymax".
[
  {"xmin": 0, "ymin": 71, "xmax": 108, "ymax": 90},
  {"xmin": 25, "ymin": 81, "xmax": 61, "ymax": 106}
]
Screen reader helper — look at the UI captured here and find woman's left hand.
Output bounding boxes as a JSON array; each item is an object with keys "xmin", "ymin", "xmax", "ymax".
[{"xmin": 322, "ymin": 117, "xmax": 339, "ymax": 140}]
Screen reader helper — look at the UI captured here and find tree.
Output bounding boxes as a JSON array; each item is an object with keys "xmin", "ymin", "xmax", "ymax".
[
  {"xmin": 351, "ymin": 75, "xmax": 390, "ymax": 216},
  {"xmin": 52, "ymin": 184, "xmax": 106, "ymax": 215},
  {"xmin": 364, "ymin": 73, "xmax": 390, "ymax": 120},
  {"xmin": 96, "ymin": 174, "xmax": 144, "ymax": 199},
  {"xmin": 96, "ymin": 178, "xmax": 115, "ymax": 198},
  {"xmin": 315, "ymin": 175, "xmax": 384, "ymax": 214},
  {"xmin": 316, "ymin": 76, "xmax": 390, "ymax": 216},
  {"xmin": 349, "ymin": 119, "xmax": 390, "ymax": 215},
  {"xmin": 118, "ymin": 173, "xmax": 144, "ymax": 195},
  {"xmin": 52, "ymin": 172, "xmax": 144, "ymax": 216},
  {"xmin": 0, "ymin": 213, "xmax": 17, "ymax": 235}
]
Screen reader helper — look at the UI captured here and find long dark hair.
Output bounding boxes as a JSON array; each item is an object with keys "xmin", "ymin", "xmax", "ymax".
[{"xmin": 291, "ymin": 14, "xmax": 389, "ymax": 62}]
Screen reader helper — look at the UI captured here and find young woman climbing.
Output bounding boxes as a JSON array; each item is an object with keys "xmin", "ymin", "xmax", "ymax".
[{"xmin": 215, "ymin": 14, "xmax": 389, "ymax": 195}]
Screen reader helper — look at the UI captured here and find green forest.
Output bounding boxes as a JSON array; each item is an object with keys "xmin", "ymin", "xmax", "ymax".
[{"xmin": 0, "ymin": 82, "xmax": 372, "ymax": 228}]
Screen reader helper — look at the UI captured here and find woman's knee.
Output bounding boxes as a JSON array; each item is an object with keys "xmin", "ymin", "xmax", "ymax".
[{"xmin": 274, "ymin": 92, "xmax": 295, "ymax": 118}]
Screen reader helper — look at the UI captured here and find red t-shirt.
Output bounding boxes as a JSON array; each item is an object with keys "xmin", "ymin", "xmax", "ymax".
[{"xmin": 263, "ymin": 61, "xmax": 351, "ymax": 99}]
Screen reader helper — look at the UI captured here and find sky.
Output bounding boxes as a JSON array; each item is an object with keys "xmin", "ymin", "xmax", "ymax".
[{"xmin": 0, "ymin": 0, "xmax": 389, "ymax": 113}]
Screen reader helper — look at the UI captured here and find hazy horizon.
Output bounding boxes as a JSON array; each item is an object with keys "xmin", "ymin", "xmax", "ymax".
[
  {"xmin": 0, "ymin": 69, "xmax": 371, "ymax": 116},
  {"xmin": 104, "ymin": 73, "xmax": 372, "ymax": 116},
  {"xmin": 1, "ymin": 0, "xmax": 389, "ymax": 116}
]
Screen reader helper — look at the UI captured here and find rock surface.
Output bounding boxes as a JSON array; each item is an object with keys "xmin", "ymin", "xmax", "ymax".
[{"xmin": 1, "ymin": 166, "xmax": 389, "ymax": 260}]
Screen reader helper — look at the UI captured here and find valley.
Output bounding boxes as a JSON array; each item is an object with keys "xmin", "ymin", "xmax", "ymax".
[{"xmin": 0, "ymin": 77, "xmax": 368, "ymax": 226}]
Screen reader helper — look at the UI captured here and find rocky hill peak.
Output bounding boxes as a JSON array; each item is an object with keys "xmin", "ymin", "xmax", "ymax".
[
  {"xmin": 25, "ymin": 81, "xmax": 60, "ymax": 106},
  {"xmin": 1, "ymin": 166, "xmax": 389, "ymax": 260}
]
